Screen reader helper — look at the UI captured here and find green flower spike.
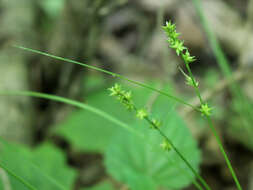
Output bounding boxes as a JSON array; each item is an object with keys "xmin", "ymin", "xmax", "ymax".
[
  {"xmin": 182, "ymin": 50, "xmax": 196, "ymax": 64},
  {"xmin": 200, "ymin": 103, "xmax": 212, "ymax": 116},
  {"xmin": 163, "ymin": 21, "xmax": 176, "ymax": 34},
  {"xmin": 163, "ymin": 21, "xmax": 186, "ymax": 56},
  {"xmin": 109, "ymin": 84, "xmax": 134, "ymax": 111},
  {"xmin": 136, "ymin": 109, "xmax": 148, "ymax": 120},
  {"xmin": 163, "ymin": 21, "xmax": 180, "ymax": 40},
  {"xmin": 160, "ymin": 140, "xmax": 172, "ymax": 151},
  {"xmin": 124, "ymin": 91, "xmax": 132, "ymax": 100},
  {"xmin": 108, "ymin": 83, "xmax": 121, "ymax": 97},
  {"xmin": 170, "ymin": 40, "xmax": 186, "ymax": 56}
]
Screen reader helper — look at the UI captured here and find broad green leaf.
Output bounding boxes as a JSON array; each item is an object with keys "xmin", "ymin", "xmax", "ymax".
[
  {"xmin": 105, "ymin": 94, "xmax": 201, "ymax": 189},
  {"xmin": 54, "ymin": 81, "xmax": 154, "ymax": 153},
  {"xmin": 81, "ymin": 181, "xmax": 114, "ymax": 190},
  {"xmin": 0, "ymin": 141, "xmax": 77, "ymax": 190}
]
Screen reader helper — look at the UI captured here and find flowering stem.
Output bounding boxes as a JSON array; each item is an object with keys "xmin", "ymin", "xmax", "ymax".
[
  {"xmin": 181, "ymin": 47, "xmax": 242, "ymax": 190},
  {"xmin": 182, "ymin": 39, "xmax": 242, "ymax": 190},
  {"xmin": 163, "ymin": 20, "xmax": 242, "ymax": 190},
  {"xmin": 205, "ymin": 116, "xmax": 242, "ymax": 190}
]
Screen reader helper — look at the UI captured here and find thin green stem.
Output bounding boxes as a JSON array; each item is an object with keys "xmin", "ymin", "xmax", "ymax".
[
  {"xmin": 0, "ymin": 163, "xmax": 37, "ymax": 190},
  {"xmin": 205, "ymin": 116, "xmax": 242, "ymax": 190},
  {"xmin": 13, "ymin": 45, "xmax": 197, "ymax": 110}
]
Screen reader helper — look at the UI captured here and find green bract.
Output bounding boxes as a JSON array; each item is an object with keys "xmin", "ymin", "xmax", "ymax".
[
  {"xmin": 136, "ymin": 109, "xmax": 148, "ymax": 120},
  {"xmin": 179, "ymin": 67, "xmax": 199, "ymax": 87},
  {"xmin": 160, "ymin": 140, "xmax": 172, "ymax": 151},
  {"xmin": 182, "ymin": 50, "xmax": 196, "ymax": 64},
  {"xmin": 109, "ymin": 83, "xmax": 134, "ymax": 111},
  {"xmin": 170, "ymin": 40, "xmax": 186, "ymax": 56},
  {"xmin": 150, "ymin": 119, "xmax": 161, "ymax": 129},
  {"xmin": 200, "ymin": 103, "xmax": 212, "ymax": 116}
]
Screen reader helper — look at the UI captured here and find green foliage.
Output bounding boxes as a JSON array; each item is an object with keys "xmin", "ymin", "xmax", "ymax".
[
  {"xmin": 105, "ymin": 94, "xmax": 201, "ymax": 189},
  {"xmin": 0, "ymin": 141, "xmax": 77, "ymax": 190},
  {"xmin": 53, "ymin": 89, "xmax": 131, "ymax": 153},
  {"xmin": 9, "ymin": 16, "xmax": 244, "ymax": 189},
  {"xmin": 2, "ymin": 0, "xmax": 250, "ymax": 189}
]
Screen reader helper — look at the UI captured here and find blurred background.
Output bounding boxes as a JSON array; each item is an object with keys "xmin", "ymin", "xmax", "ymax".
[{"xmin": 0, "ymin": 0, "xmax": 253, "ymax": 189}]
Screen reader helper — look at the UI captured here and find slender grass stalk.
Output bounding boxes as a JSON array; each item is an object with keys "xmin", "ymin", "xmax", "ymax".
[
  {"xmin": 0, "ymin": 163, "xmax": 37, "ymax": 190},
  {"xmin": 163, "ymin": 20, "xmax": 242, "ymax": 190},
  {"xmin": 0, "ymin": 90, "xmax": 141, "ymax": 139},
  {"xmin": 13, "ymin": 45, "xmax": 197, "ymax": 110},
  {"xmin": 204, "ymin": 116, "xmax": 242, "ymax": 190},
  {"xmin": 0, "ymin": 90, "xmax": 205, "ymax": 190}
]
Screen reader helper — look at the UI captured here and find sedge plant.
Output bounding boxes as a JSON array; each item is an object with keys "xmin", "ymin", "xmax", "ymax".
[{"xmin": 1, "ymin": 21, "xmax": 243, "ymax": 190}]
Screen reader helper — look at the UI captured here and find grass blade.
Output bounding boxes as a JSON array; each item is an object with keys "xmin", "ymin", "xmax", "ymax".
[{"xmin": 13, "ymin": 45, "xmax": 197, "ymax": 110}]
